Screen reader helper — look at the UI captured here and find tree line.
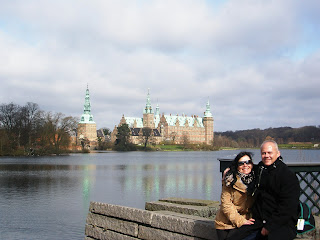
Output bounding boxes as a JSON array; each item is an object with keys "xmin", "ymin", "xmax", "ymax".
[
  {"xmin": 214, "ymin": 126, "xmax": 320, "ymax": 148},
  {"xmin": 0, "ymin": 102, "xmax": 78, "ymax": 156},
  {"xmin": 2, "ymin": 102, "xmax": 319, "ymax": 155}
]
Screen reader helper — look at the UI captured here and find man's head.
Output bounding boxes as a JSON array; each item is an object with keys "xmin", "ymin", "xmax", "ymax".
[{"xmin": 260, "ymin": 140, "xmax": 280, "ymax": 166}]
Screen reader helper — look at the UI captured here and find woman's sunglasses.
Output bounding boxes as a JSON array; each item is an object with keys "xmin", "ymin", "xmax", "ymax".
[{"xmin": 238, "ymin": 160, "xmax": 253, "ymax": 166}]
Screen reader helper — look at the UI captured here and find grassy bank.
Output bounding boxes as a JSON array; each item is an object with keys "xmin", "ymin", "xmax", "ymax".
[
  {"xmin": 133, "ymin": 143, "xmax": 320, "ymax": 152},
  {"xmin": 135, "ymin": 144, "xmax": 220, "ymax": 151},
  {"xmin": 278, "ymin": 143, "xmax": 319, "ymax": 149}
]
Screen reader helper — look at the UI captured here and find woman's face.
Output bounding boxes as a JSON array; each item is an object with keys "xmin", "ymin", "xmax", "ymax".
[{"xmin": 237, "ymin": 155, "xmax": 253, "ymax": 174}]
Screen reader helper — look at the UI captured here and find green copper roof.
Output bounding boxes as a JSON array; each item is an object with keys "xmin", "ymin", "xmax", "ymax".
[
  {"xmin": 124, "ymin": 89, "xmax": 211, "ymax": 129},
  {"xmin": 124, "ymin": 117, "xmax": 144, "ymax": 128},
  {"xmin": 79, "ymin": 85, "xmax": 95, "ymax": 124},
  {"xmin": 160, "ymin": 115, "xmax": 204, "ymax": 127},
  {"xmin": 125, "ymin": 114, "xmax": 204, "ymax": 128},
  {"xmin": 143, "ymin": 88, "xmax": 153, "ymax": 114}
]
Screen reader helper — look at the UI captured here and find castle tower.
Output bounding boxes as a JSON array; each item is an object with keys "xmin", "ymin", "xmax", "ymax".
[
  {"xmin": 155, "ymin": 103, "xmax": 160, "ymax": 116},
  {"xmin": 78, "ymin": 85, "xmax": 97, "ymax": 142},
  {"xmin": 142, "ymin": 89, "xmax": 155, "ymax": 128},
  {"xmin": 202, "ymin": 99, "xmax": 214, "ymax": 145}
]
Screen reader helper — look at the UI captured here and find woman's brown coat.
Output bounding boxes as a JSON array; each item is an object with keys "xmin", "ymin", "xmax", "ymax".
[{"xmin": 215, "ymin": 175, "xmax": 254, "ymax": 230}]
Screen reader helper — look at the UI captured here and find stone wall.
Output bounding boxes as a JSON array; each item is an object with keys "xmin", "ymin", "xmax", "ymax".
[
  {"xmin": 85, "ymin": 198, "xmax": 319, "ymax": 240},
  {"xmin": 85, "ymin": 198, "xmax": 219, "ymax": 240}
]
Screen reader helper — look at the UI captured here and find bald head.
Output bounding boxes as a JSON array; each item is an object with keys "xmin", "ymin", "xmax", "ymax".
[{"xmin": 260, "ymin": 140, "xmax": 280, "ymax": 166}]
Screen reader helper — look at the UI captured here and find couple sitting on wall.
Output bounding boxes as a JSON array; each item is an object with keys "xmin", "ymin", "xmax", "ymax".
[{"xmin": 215, "ymin": 140, "xmax": 300, "ymax": 240}]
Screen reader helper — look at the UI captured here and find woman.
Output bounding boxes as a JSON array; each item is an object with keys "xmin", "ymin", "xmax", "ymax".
[{"xmin": 214, "ymin": 151, "xmax": 256, "ymax": 240}]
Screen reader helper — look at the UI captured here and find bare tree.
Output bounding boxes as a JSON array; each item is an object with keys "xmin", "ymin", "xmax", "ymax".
[
  {"xmin": 182, "ymin": 132, "xmax": 189, "ymax": 148},
  {"xmin": 102, "ymin": 128, "xmax": 111, "ymax": 136},
  {"xmin": 0, "ymin": 102, "xmax": 44, "ymax": 153},
  {"xmin": 138, "ymin": 127, "xmax": 155, "ymax": 149},
  {"xmin": 0, "ymin": 103, "xmax": 20, "ymax": 148},
  {"xmin": 19, "ymin": 102, "xmax": 44, "ymax": 148},
  {"xmin": 39, "ymin": 112, "xmax": 78, "ymax": 155},
  {"xmin": 170, "ymin": 132, "xmax": 177, "ymax": 144}
]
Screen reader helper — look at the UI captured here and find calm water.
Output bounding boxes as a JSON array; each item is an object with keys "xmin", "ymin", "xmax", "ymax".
[{"xmin": 0, "ymin": 149, "xmax": 319, "ymax": 239}]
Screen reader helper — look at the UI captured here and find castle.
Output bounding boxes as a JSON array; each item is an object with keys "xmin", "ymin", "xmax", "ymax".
[
  {"xmin": 111, "ymin": 90, "xmax": 214, "ymax": 145},
  {"xmin": 77, "ymin": 86, "xmax": 214, "ymax": 147}
]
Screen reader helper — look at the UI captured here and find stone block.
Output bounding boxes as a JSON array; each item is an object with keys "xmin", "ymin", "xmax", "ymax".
[
  {"xmin": 159, "ymin": 197, "xmax": 219, "ymax": 206},
  {"xmin": 138, "ymin": 225, "xmax": 204, "ymax": 240},
  {"xmin": 149, "ymin": 211, "xmax": 217, "ymax": 240},
  {"xmin": 85, "ymin": 224, "xmax": 139, "ymax": 240},
  {"xmin": 145, "ymin": 201, "xmax": 218, "ymax": 218},
  {"xmin": 154, "ymin": 210, "xmax": 216, "ymax": 221},
  {"xmin": 89, "ymin": 201, "xmax": 153, "ymax": 225},
  {"xmin": 86, "ymin": 212, "xmax": 139, "ymax": 237}
]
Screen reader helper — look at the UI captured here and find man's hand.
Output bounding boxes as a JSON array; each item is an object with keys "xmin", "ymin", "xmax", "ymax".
[{"xmin": 261, "ymin": 227, "xmax": 269, "ymax": 236}]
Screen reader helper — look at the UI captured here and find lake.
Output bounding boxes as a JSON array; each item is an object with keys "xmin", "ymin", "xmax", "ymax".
[{"xmin": 0, "ymin": 149, "xmax": 319, "ymax": 239}]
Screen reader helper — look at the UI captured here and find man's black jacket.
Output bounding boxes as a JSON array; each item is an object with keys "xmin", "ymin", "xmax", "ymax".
[{"xmin": 251, "ymin": 157, "xmax": 300, "ymax": 233}]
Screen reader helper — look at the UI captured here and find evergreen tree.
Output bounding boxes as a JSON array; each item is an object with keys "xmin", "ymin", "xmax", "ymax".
[{"xmin": 114, "ymin": 124, "xmax": 136, "ymax": 151}]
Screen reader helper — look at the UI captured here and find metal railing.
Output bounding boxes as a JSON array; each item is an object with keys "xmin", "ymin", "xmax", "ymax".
[{"xmin": 218, "ymin": 159, "xmax": 320, "ymax": 214}]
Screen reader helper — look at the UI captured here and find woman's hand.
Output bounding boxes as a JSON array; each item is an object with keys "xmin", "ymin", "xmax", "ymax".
[{"xmin": 243, "ymin": 218, "xmax": 255, "ymax": 225}]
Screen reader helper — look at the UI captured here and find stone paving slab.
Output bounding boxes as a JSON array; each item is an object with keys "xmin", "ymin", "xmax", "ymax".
[
  {"xmin": 154, "ymin": 210, "xmax": 217, "ymax": 221},
  {"xmin": 145, "ymin": 200, "xmax": 218, "ymax": 218},
  {"xmin": 90, "ymin": 201, "xmax": 153, "ymax": 225},
  {"xmin": 85, "ymin": 224, "xmax": 140, "ymax": 240},
  {"xmin": 159, "ymin": 197, "xmax": 219, "ymax": 207},
  {"xmin": 86, "ymin": 212, "xmax": 139, "ymax": 237},
  {"xmin": 138, "ymin": 225, "xmax": 204, "ymax": 240},
  {"xmin": 150, "ymin": 211, "xmax": 216, "ymax": 240}
]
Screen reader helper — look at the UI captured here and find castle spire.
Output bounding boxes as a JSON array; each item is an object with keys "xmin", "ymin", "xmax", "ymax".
[
  {"xmin": 155, "ymin": 101, "xmax": 160, "ymax": 116},
  {"xmin": 143, "ymin": 88, "xmax": 153, "ymax": 114},
  {"xmin": 204, "ymin": 99, "xmax": 212, "ymax": 117},
  {"xmin": 79, "ymin": 84, "xmax": 95, "ymax": 123},
  {"xmin": 84, "ymin": 84, "xmax": 91, "ymax": 114}
]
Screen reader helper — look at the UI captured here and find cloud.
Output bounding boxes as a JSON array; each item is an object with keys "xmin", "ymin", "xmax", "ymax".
[{"xmin": 0, "ymin": 0, "xmax": 319, "ymax": 132}]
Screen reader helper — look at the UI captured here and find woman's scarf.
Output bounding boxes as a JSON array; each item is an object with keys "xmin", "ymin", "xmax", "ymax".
[
  {"xmin": 224, "ymin": 170, "xmax": 255, "ymax": 188},
  {"xmin": 224, "ymin": 170, "xmax": 236, "ymax": 187},
  {"xmin": 237, "ymin": 171, "xmax": 254, "ymax": 186}
]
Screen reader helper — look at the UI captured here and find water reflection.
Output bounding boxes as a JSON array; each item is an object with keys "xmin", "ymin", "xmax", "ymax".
[
  {"xmin": 0, "ymin": 164, "xmax": 98, "ymax": 171},
  {"xmin": 114, "ymin": 161, "xmax": 216, "ymax": 204}
]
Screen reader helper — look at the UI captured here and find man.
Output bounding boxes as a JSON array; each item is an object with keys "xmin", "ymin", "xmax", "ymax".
[{"xmin": 252, "ymin": 140, "xmax": 300, "ymax": 239}]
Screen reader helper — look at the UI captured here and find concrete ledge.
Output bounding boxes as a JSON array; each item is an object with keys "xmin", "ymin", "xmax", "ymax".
[
  {"xmin": 145, "ymin": 200, "xmax": 218, "ymax": 219},
  {"xmin": 138, "ymin": 225, "xmax": 203, "ymax": 240},
  {"xmin": 86, "ymin": 212, "xmax": 139, "ymax": 237},
  {"xmin": 150, "ymin": 211, "xmax": 216, "ymax": 240},
  {"xmin": 86, "ymin": 200, "xmax": 218, "ymax": 240},
  {"xmin": 159, "ymin": 197, "xmax": 219, "ymax": 206},
  {"xmin": 90, "ymin": 201, "xmax": 153, "ymax": 225},
  {"xmin": 85, "ymin": 224, "xmax": 139, "ymax": 240}
]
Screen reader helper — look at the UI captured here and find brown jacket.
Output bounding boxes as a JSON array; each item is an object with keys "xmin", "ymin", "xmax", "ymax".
[{"xmin": 215, "ymin": 175, "xmax": 254, "ymax": 229}]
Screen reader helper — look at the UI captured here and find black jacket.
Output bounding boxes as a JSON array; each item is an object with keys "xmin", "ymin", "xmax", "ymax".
[{"xmin": 252, "ymin": 157, "xmax": 300, "ymax": 233}]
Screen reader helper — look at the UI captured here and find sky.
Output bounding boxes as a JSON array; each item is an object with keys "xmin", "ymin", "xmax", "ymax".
[{"xmin": 0, "ymin": 0, "xmax": 319, "ymax": 132}]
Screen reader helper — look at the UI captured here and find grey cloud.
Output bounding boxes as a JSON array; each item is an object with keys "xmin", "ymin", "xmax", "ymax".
[{"xmin": 0, "ymin": 0, "xmax": 319, "ymax": 132}]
